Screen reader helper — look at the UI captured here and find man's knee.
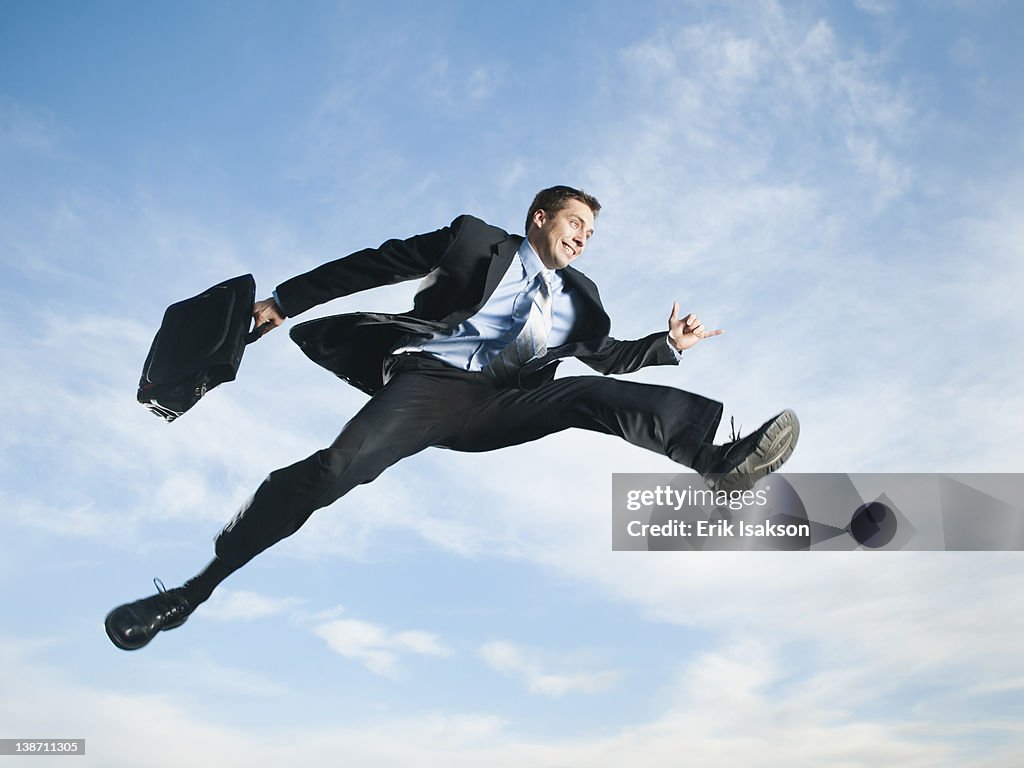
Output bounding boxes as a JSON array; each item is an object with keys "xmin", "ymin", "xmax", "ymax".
[{"xmin": 315, "ymin": 442, "xmax": 396, "ymax": 489}]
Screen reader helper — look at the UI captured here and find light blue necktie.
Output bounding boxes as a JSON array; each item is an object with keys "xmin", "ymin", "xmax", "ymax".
[{"xmin": 487, "ymin": 273, "xmax": 553, "ymax": 383}]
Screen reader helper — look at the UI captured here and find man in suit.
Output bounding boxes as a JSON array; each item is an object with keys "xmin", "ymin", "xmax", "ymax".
[{"xmin": 105, "ymin": 185, "xmax": 799, "ymax": 651}]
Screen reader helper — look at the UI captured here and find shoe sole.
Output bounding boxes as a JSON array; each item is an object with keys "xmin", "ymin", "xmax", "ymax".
[
  {"xmin": 714, "ymin": 409, "xmax": 800, "ymax": 493},
  {"xmin": 104, "ymin": 609, "xmax": 143, "ymax": 651}
]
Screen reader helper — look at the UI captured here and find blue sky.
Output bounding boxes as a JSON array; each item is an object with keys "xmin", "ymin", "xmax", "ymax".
[{"xmin": 2, "ymin": 1, "xmax": 1023, "ymax": 765}]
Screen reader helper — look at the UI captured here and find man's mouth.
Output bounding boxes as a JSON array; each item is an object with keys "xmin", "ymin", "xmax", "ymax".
[{"xmin": 562, "ymin": 242, "xmax": 575, "ymax": 257}]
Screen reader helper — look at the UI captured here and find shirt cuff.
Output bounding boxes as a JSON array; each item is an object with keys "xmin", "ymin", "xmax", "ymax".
[
  {"xmin": 666, "ymin": 335, "xmax": 683, "ymax": 362},
  {"xmin": 272, "ymin": 289, "xmax": 288, "ymax": 318}
]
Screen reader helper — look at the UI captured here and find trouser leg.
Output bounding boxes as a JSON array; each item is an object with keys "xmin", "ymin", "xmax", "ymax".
[
  {"xmin": 214, "ymin": 361, "xmax": 722, "ymax": 569},
  {"xmin": 213, "ymin": 358, "xmax": 480, "ymax": 569},
  {"xmin": 450, "ymin": 375, "xmax": 723, "ymax": 466}
]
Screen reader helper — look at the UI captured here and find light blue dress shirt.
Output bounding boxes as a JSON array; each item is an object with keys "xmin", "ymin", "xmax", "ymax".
[{"xmin": 393, "ymin": 238, "xmax": 582, "ymax": 371}]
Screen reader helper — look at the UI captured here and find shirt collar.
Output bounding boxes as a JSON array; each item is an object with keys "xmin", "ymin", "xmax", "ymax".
[{"xmin": 518, "ymin": 237, "xmax": 557, "ymax": 285}]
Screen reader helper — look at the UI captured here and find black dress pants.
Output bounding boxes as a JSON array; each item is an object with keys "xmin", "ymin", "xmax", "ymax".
[{"xmin": 214, "ymin": 353, "xmax": 723, "ymax": 569}]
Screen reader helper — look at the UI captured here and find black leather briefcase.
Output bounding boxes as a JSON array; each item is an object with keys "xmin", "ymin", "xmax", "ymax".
[{"xmin": 137, "ymin": 274, "xmax": 265, "ymax": 422}]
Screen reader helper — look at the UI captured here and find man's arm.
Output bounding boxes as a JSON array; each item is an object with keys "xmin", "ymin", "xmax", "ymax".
[
  {"xmin": 576, "ymin": 305, "xmax": 723, "ymax": 375},
  {"xmin": 576, "ymin": 331, "xmax": 681, "ymax": 375},
  {"xmin": 252, "ymin": 218, "xmax": 464, "ymax": 333}
]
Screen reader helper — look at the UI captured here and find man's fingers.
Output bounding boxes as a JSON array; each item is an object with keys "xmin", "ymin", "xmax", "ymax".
[
  {"xmin": 670, "ymin": 307, "xmax": 723, "ymax": 341},
  {"xmin": 253, "ymin": 311, "xmax": 278, "ymax": 330},
  {"xmin": 252, "ymin": 297, "xmax": 285, "ymax": 332},
  {"xmin": 697, "ymin": 328, "xmax": 724, "ymax": 339}
]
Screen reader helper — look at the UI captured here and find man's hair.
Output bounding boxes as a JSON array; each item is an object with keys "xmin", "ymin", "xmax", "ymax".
[{"xmin": 525, "ymin": 186, "xmax": 601, "ymax": 233}]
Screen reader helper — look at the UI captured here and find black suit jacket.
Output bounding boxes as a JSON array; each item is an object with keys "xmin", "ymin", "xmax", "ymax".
[{"xmin": 275, "ymin": 215, "xmax": 678, "ymax": 394}]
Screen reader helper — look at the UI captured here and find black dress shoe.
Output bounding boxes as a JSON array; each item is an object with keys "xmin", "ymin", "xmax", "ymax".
[
  {"xmin": 703, "ymin": 409, "xmax": 800, "ymax": 493},
  {"xmin": 105, "ymin": 578, "xmax": 193, "ymax": 651}
]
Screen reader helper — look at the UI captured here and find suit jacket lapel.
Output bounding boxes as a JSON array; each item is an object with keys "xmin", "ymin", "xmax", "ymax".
[
  {"xmin": 487, "ymin": 235, "xmax": 520, "ymax": 298},
  {"xmin": 560, "ymin": 265, "xmax": 610, "ymax": 342},
  {"xmin": 439, "ymin": 233, "xmax": 519, "ymax": 327}
]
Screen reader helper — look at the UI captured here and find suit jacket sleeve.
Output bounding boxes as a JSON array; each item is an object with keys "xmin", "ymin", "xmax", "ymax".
[
  {"xmin": 574, "ymin": 331, "xmax": 681, "ymax": 375},
  {"xmin": 557, "ymin": 267, "xmax": 680, "ymax": 376},
  {"xmin": 273, "ymin": 217, "xmax": 465, "ymax": 317}
]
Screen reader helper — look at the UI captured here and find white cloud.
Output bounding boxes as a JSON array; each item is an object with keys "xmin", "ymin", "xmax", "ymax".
[
  {"xmin": 200, "ymin": 589, "xmax": 304, "ymax": 622},
  {"xmin": 2, "ymin": 634, "xmax": 1022, "ymax": 767},
  {"xmin": 4, "ymin": 496, "xmax": 125, "ymax": 540},
  {"xmin": 151, "ymin": 650, "xmax": 292, "ymax": 698},
  {"xmin": 393, "ymin": 629, "xmax": 451, "ymax": 656},
  {"xmin": 314, "ymin": 617, "xmax": 452, "ymax": 677},
  {"xmin": 479, "ymin": 641, "xmax": 619, "ymax": 697},
  {"xmin": 845, "ymin": 133, "xmax": 913, "ymax": 207}
]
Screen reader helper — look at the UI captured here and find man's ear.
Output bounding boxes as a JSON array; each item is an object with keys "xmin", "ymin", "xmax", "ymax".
[{"xmin": 531, "ymin": 208, "xmax": 548, "ymax": 231}]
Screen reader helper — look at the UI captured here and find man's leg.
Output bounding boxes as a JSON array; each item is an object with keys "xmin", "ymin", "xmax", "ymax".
[
  {"xmin": 448, "ymin": 375, "xmax": 797, "ymax": 490},
  {"xmin": 106, "ymin": 363, "xmax": 796, "ymax": 649},
  {"xmin": 105, "ymin": 355, "xmax": 484, "ymax": 650},
  {"xmin": 213, "ymin": 359, "xmax": 484, "ymax": 570},
  {"xmin": 450, "ymin": 375, "xmax": 723, "ymax": 463}
]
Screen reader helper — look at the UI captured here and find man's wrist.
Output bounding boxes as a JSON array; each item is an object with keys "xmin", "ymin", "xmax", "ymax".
[{"xmin": 666, "ymin": 334, "xmax": 683, "ymax": 361}]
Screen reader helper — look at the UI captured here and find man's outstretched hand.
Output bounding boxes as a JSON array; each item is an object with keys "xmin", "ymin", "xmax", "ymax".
[
  {"xmin": 252, "ymin": 297, "xmax": 286, "ymax": 337},
  {"xmin": 668, "ymin": 302, "xmax": 723, "ymax": 352}
]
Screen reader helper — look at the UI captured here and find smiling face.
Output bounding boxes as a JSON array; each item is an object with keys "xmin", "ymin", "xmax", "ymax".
[{"xmin": 526, "ymin": 198, "xmax": 596, "ymax": 270}]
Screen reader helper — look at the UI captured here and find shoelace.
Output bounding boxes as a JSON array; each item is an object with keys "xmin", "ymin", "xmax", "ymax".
[{"xmin": 152, "ymin": 577, "xmax": 191, "ymax": 617}]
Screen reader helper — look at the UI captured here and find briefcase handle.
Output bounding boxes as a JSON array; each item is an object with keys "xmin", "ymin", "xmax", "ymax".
[{"xmin": 245, "ymin": 321, "xmax": 274, "ymax": 344}]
